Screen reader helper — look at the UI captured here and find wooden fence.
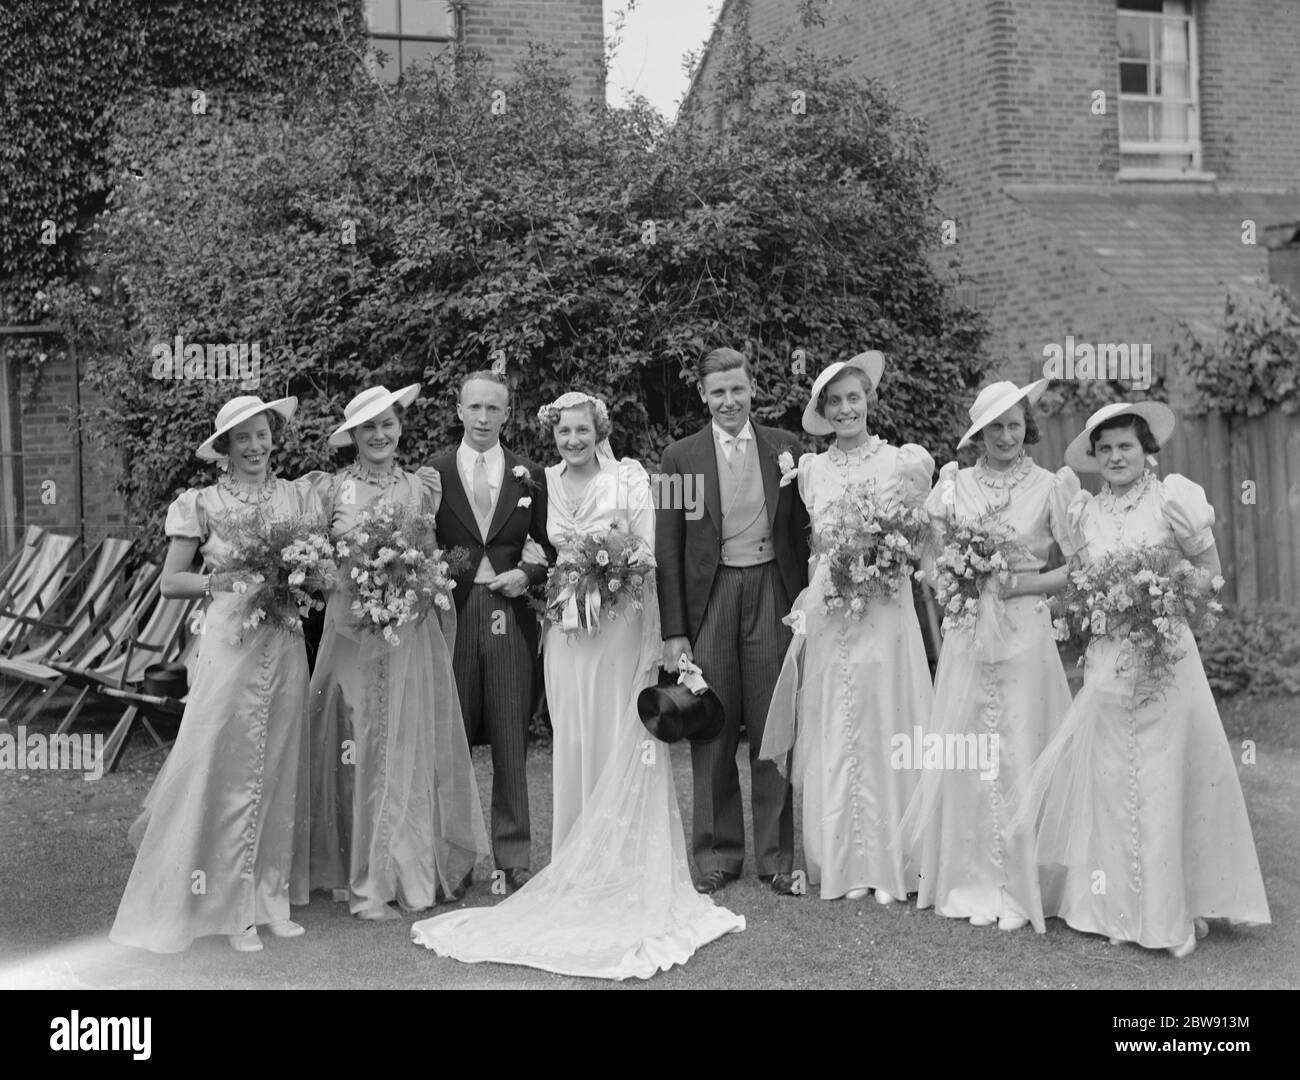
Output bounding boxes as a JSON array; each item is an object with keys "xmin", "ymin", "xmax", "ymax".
[{"xmin": 1033, "ymin": 409, "xmax": 1300, "ymax": 608}]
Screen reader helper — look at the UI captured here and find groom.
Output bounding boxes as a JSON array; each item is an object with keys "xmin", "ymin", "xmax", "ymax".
[
  {"xmin": 656, "ymin": 347, "xmax": 810, "ymax": 896},
  {"xmin": 433, "ymin": 370, "xmax": 554, "ymax": 894}
]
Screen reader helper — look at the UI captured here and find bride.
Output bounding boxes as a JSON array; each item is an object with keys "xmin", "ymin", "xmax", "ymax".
[{"xmin": 411, "ymin": 391, "xmax": 744, "ymax": 979}]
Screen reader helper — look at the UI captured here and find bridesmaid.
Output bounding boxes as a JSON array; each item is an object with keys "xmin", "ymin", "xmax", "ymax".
[
  {"xmin": 538, "ymin": 391, "xmax": 656, "ymax": 852},
  {"xmin": 110, "ymin": 395, "xmax": 320, "ymax": 954},
  {"xmin": 903, "ymin": 379, "xmax": 1077, "ymax": 932},
  {"xmin": 1016, "ymin": 402, "xmax": 1271, "ymax": 956},
  {"xmin": 761, "ymin": 353, "xmax": 935, "ymax": 903},
  {"xmin": 293, "ymin": 385, "xmax": 488, "ymax": 919}
]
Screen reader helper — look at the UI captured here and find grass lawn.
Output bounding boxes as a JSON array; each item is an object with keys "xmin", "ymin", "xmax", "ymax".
[{"xmin": 0, "ymin": 694, "xmax": 1294, "ymax": 990}]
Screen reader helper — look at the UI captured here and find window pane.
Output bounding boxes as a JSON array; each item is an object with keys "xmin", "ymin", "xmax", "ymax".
[
  {"xmin": 1120, "ymin": 61, "xmax": 1149, "ymax": 94},
  {"xmin": 1160, "ymin": 20, "xmax": 1189, "ymax": 62},
  {"xmin": 1118, "ymin": 101, "xmax": 1153, "ymax": 140},
  {"xmin": 400, "ymin": 0, "xmax": 452, "ymax": 38},
  {"xmin": 371, "ymin": 41, "xmax": 400, "ymax": 82},
  {"xmin": 1157, "ymin": 62, "xmax": 1189, "ymax": 99},
  {"xmin": 401, "ymin": 38, "xmax": 442, "ymax": 74},
  {"xmin": 367, "ymin": 0, "xmax": 399, "ymax": 35},
  {"xmin": 1117, "ymin": 14, "xmax": 1151, "ymax": 56}
]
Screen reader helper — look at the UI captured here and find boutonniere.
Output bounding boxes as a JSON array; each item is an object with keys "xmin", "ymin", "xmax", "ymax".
[
  {"xmin": 517, "ymin": 495, "xmax": 533, "ymax": 509},
  {"xmin": 511, "ymin": 464, "xmax": 540, "ymax": 492},
  {"xmin": 777, "ymin": 449, "xmax": 799, "ymax": 488}
]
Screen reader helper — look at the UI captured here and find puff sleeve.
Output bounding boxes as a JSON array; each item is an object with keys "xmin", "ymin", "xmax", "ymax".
[
  {"xmin": 895, "ymin": 443, "xmax": 936, "ymax": 510},
  {"xmin": 294, "ymin": 470, "xmax": 333, "ymax": 528},
  {"xmin": 164, "ymin": 488, "xmax": 206, "ymax": 542},
  {"xmin": 1064, "ymin": 487, "xmax": 1094, "ymax": 561},
  {"xmin": 924, "ymin": 460, "xmax": 958, "ymax": 526},
  {"xmin": 795, "ymin": 452, "xmax": 818, "ymax": 517},
  {"xmin": 618, "ymin": 457, "xmax": 656, "ymax": 549},
  {"xmin": 1047, "ymin": 466, "xmax": 1083, "ymax": 558},
  {"xmin": 415, "ymin": 465, "xmax": 443, "ymax": 516},
  {"xmin": 1159, "ymin": 473, "xmax": 1216, "ymax": 556}
]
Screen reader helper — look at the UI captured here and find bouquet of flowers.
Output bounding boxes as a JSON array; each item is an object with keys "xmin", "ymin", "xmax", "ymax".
[
  {"xmin": 930, "ymin": 513, "xmax": 1029, "ymax": 634},
  {"xmin": 816, "ymin": 483, "xmax": 929, "ymax": 619},
  {"xmin": 335, "ymin": 502, "xmax": 461, "ymax": 646},
  {"xmin": 220, "ymin": 513, "xmax": 334, "ymax": 639},
  {"xmin": 539, "ymin": 525, "xmax": 655, "ymax": 635},
  {"xmin": 1053, "ymin": 546, "xmax": 1224, "ymax": 690}
]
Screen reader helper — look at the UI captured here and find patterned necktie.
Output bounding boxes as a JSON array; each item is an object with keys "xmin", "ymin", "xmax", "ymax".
[
  {"xmin": 473, "ymin": 453, "xmax": 492, "ymax": 516},
  {"xmin": 726, "ymin": 434, "xmax": 746, "ymax": 475}
]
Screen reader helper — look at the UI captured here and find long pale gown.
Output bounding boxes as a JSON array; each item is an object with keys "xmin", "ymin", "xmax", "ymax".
[
  {"xmin": 290, "ymin": 467, "xmax": 488, "ymax": 915},
  {"xmin": 110, "ymin": 478, "xmax": 320, "ymax": 953},
  {"xmin": 904, "ymin": 455, "xmax": 1078, "ymax": 930},
  {"xmin": 761, "ymin": 437, "xmax": 935, "ymax": 900},
  {"xmin": 1015, "ymin": 472, "xmax": 1271, "ymax": 948},
  {"xmin": 411, "ymin": 456, "xmax": 745, "ymax": 980}
]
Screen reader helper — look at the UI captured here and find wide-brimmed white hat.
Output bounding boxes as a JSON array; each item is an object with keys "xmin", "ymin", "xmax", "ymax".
[
  {"xmin": 196, "ymin": 394, "xmax": 297, "ymax": 461},
  {"xmin": 957, "ymin": 378, "xmax": 1049, "ymax": 450},
  {"xmin": 802, "ymin": 351, "xmax": 886, "ymax": 436},
  {"xmin": 328, "ymin": 384, "xmax": 421, "ymax": 447},
  {"xmin": 1064, "ymin": 400, "xmax": 1176, "ymax": 473}
]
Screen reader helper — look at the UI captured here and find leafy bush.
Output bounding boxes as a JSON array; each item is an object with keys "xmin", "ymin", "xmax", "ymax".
[
  {"xmin": 44, "ymin": 45, "xmax": 992, "ymax": 553},
  {"xmin": 0, "ymin": 0, "xmax": 367, "ymax": 321},
  {"xmin": 1196, "ymin": 604, "xmax": 1300, "ymax": 698},
  {"xmin": 1173, "ymin": 285, "xmax": 1300, "ymax": 417}
]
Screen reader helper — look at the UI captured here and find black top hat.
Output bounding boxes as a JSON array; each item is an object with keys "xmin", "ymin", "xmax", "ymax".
[
  {"xmin": 143, "ymin": 662, "xmax": 189, "ymax": 700},
  {"xmin": 637, "ymin": 676, "xmax": 725, "ymax": 744}
]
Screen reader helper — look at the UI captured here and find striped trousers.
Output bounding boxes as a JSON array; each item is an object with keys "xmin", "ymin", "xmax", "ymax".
[
  {"xmin": 452, "ymin": 585, "xmax": 533, "ymax": 870},
  {"xmin": 691, "ymin": 562, "xmax": 795, "ymax": 877}
]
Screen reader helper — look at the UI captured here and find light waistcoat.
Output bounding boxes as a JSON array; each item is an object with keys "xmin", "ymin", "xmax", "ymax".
[{"xmin": 716, "ymin": 436, "xmax": 773, "ymax": 566}]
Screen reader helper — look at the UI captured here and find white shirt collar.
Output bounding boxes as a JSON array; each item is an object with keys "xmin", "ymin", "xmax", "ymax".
[
  {"xmin": 457, "ymin": 440, "xmax": 504, "ymax": 469},
  {"xmin": 712, "ymin": 419, "xmax": 754, "ymax": 446}
]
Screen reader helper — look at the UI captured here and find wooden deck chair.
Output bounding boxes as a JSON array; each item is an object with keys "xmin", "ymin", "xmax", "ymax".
[
  {"xmin": 0, "ymin": 535, "xmax": 135, "ymax": 666},
  {"xmin": 1, "ymin": 563, "xmax": 160, "ymax": 728},
  {"xmin": 0, "ymin": 531, "xmax": 79, "ymax": 654},
  {"xmin": 91, "ymin": 592, "xmax": 197, "ymax": 773},
  {"xmin": 0, "ymin": 525, "xmax": 46, "ymax": 599}
]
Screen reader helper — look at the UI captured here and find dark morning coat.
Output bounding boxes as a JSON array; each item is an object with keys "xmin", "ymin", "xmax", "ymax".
[{"xmin": 655, "ymin": 422, "xmax": 811, "ymax": 644}]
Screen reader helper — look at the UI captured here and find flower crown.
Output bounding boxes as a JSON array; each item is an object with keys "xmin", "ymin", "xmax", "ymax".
[{"xmin": 537, "ymin": 391, "xmax": 610, "ymax": 430}]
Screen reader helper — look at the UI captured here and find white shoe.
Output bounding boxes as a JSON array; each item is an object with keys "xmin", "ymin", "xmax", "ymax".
[
  {"xmin": 355, "ymin": 904, "xmax": 400, "ymax": 922},
  {"xmin": 997, "ymin": 915, "xmax": 1028, "ymax": 931},
  {"xmin": 1168, "ymin": 927, "xmax": 1197, "ymax": 958},
  {"xmin": 1107, "ymin": 936, "xmax": 1125, "ymax": 946},
  {"xmin": 229, "ymin": 930, "xmax": 263, "ymax": 953},
  {"xmin": 266, "ymin": 919, "xmax": 306, "ymax": 938},
  {"xmin": 874, "ymin": 889, "xmax": 896, "ymax": 906},
  {"xmin": 845, "ymin": 887, "xmax": 869, "ymax": 900},
  {"xmin": 1194, "ymin": 917, "xmax": 1209, "ymax": 940},
  {"xmin": 968, "ymin": 915, "xmax": 995, "ymax": 927}
]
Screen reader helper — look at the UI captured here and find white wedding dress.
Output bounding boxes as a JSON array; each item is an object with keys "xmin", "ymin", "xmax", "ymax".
[{"xmin": 410, "ymin": 456, "xmax": 745, "ymax": 980}]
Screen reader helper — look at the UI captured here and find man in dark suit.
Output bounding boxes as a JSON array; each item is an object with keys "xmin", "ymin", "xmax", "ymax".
[
  {"xmin": 655, "ymin": 347, "xmax": 810, "ymax": 896},
  {"xmin": 431, "ymin": 370, "xmax": 554, "ymax": 894}
]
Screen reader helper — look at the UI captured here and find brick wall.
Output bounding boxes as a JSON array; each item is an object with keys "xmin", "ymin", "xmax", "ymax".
[
  {"xmin": 460, "ymin": 0, "xmax": 606, "ymax": 101},
  {"xmin": 686, "ymin": 0, "xmax": 1300, "ymax": 392},
  {"xmin": 14, "ymin": 348, "xmax": 130, "ymax": 544},
  {"xmin": 1198, "ymin": 0, "xmax": 1300, "ymax": 185}
]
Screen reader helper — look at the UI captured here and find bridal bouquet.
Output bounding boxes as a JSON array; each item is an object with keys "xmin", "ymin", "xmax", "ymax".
[
  {"xmin": 816, "ymin": 485, "xmax": 929, "ymax": 619},
  {"xmin": 220, "ymin": 513, "xmax": 334, "ymax": 640},
  {"xmin": 335, "ymin": 502, "xmax": 461, "ymax": 646},
  {"xmin": 539, "ymin": 525, "xmax": 655, "ymax": 636},
  {"xmin": 1053, "ymin": 546, "xmax": 1224, "ymax": 689},
  {"xmin": 930, "ymin": 514, "xmax": 1028, "ymax": 634}
]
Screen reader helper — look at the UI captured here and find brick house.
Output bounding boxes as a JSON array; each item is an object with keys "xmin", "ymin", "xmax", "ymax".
[
  {"xmin": 0, "ymin": 0, "xmax": 606, "ymax": 553},
  {"xmin": 684, "ymin": 0, "xmax": 1300, "ymax": 397}
]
